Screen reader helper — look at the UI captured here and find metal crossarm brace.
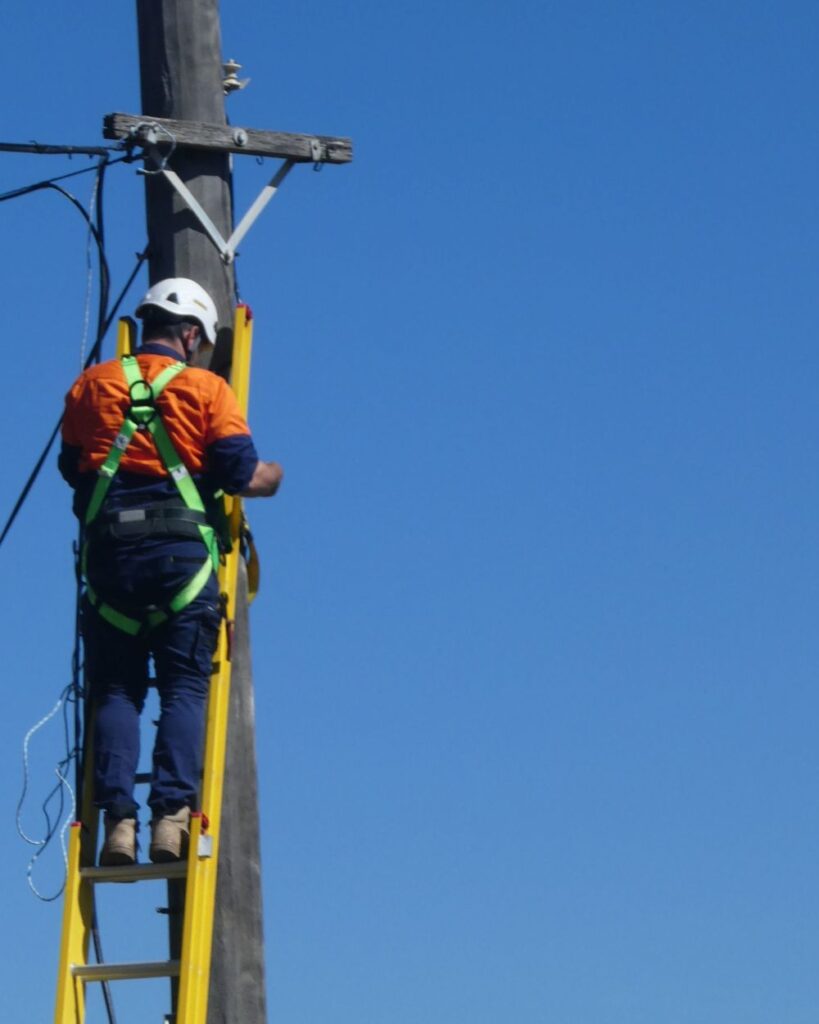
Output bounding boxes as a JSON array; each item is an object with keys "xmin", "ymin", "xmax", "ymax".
[
  {"xmin": 228, "ymin": 160, "xmax": 295, "ymax": 258},
  {"xmin": 144, "ymin": 146, "xmax": 294, "ymax": 263}
]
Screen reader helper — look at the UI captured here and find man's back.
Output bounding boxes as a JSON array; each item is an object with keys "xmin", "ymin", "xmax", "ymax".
[
  {"xmin": 60, "ymin": 344, "xmax": 259, "ymax": 520},
  {"xmin": 62, "ymin": 348, "xmax": 253, "ymax": 480}
]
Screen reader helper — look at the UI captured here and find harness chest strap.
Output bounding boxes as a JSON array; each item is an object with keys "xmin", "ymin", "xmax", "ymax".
[{"xmin": 83, "ymin": 356, "xmax": 220, "ymax": 634}]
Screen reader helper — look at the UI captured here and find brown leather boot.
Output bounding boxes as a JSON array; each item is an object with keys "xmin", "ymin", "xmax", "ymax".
[
  {"xmin": 149, "ymin": 806, "xmax": 191, "ymax": 863},
  {"xmin": 100, "ymin": 816, "xmax": 137, "ymax": 866}
]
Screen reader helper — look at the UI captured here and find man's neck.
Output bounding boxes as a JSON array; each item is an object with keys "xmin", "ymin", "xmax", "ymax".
[{"xmin": 140, "ymin": 337, "xmax": 187, "ymax": 360}]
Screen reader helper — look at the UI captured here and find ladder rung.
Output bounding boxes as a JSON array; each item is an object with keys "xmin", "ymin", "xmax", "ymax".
[
  {"xmin": 72, "ymin": 960, "xmax": 180, "ymax": 982},
  {"xmin": 81, "ymin": 862, "xmax": 187, "ymax": 883}
]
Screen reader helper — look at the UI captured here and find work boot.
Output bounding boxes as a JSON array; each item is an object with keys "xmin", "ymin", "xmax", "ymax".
[
  {"xmin": 149, "ymin": 806, "xmax": 191, "ymax": 863},
  {"xmin": 100, "ymin": 816, "xmax": 137, "ymax": 867}
]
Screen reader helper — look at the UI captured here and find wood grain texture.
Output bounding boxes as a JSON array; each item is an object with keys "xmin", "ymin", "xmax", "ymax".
[
  {"xmin": 135, "ymin": 6, "xmax": 266, "ymax": 1024},
  {"xmin": 207, "ymin": 561, "xmax": 268, "ymax": 1024},
  {"xmin": 135, "ymin": 0, "xmax": 235, "ymax": 379},
  {"xmin": 104, "ymin": 111, "xmax": 353, "ymax": 163}
]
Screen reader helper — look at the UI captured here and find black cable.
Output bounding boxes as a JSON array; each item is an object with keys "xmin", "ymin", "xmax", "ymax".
[
  {"xmin": 0, "ymin": 164, "xmax": 114, "ymax": 360},
  {"xmin": 0, "ymin": 245, "xmax": 148, "ymax": 552},
  {"xmin": 94, "ymin": 157, "xmax": 110, "ymax": 356},
  {"xmin": 0, "ymin": 162, "xmax": 110, "ymax": 549},
  {"xmin": 5, "ymin": 155, "xmax": 130, "ymax": 1024},
  {"xmin": 12, "ymin": 155, "xmax": 114, "ymax": 808},
  {"xmin": 0, "ymin": 418, "xmax": 64, "ymax": 550},
  {"xmin": 72, "ymin": 540, "xmax": 84, "ymax": 805},
  {"xmin": 0, "ymin": 154, "xmax": 130, "ymax": 204},
  {"xmin": 0, "ymin": 173, "xmax": 113, "ymax": 356},
  {"xmin": 71, "ymin": 157, "xmax": 120, "ymax": 1024},
  {"xmin": 71, "ymin": 158, "xmax": 109, "ymax": 808},
  {"xmin": 90, "ymin": 245, "xmax": 149, "ymax": 366},
  {"xmin": 94, "ymin": 919, "xmax": 118, "ymax": 1024},
  {"xmin": 46, "ymin": 180, "xmax": 111, "ymax": 319},
  {"xmin": 0, "ymin": 142, "xmax": 119, "ymax": 157}
]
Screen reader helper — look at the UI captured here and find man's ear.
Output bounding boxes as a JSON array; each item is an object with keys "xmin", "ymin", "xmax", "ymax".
[{"xmin": 185, "ymin": 325, "xmax": 202, "ymax": 358}]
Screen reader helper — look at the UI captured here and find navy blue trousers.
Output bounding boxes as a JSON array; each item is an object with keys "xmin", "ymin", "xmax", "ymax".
[{"xmin": 83, "ymin": 542, "xmax": 221, "ymax": 820}]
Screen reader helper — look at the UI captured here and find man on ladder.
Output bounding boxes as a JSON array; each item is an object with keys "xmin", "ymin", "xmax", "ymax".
[{"xmin": 59, "ymin": 278, "xmax": 282, "ymax": 866}]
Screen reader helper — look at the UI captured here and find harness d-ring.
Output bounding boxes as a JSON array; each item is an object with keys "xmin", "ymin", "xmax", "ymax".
[{"xmin": 127, "ymin": 378, "xmax": 157, "ymax": 428}]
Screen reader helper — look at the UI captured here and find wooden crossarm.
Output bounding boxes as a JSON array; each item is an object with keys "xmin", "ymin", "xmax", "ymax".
[{"xmin": 103, "ymin": 111, "xmax": 353, "ymax": 163}]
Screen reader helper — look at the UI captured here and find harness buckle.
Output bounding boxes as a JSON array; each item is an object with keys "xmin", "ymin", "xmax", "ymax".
[{"xmin": 127, "ymin": 378, "xmax": 157, "ymax": 428}]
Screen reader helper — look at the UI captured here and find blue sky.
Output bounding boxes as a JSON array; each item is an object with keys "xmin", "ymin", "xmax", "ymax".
[{"xmin": 3, "ymin": 1, "xmax": 819, "ymax": 1022}]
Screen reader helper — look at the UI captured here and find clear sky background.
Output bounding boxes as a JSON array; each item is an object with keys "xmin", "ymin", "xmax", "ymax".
[{"xmin": 2, "ymin": 1, "xmax": 819, "ymax": 1022}]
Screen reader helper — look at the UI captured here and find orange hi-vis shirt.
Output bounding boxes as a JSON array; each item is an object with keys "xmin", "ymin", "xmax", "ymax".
[{"xmin": 62, "ymin": 351, "xmax": 252, "ymax": 479}]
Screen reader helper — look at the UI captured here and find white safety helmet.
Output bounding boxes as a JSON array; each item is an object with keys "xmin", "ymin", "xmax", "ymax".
[{"xmin": 135, "ymin": 277, "xmax": 218, "ymax": 346}]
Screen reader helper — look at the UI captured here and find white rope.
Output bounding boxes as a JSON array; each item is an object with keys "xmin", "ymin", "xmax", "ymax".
[
  {"xmin": 17, "ymin": 689, "xmax": 78, "ymax": 901},
  {"xmin": 17, "ymin": 694, "xmax": 65, "ymax": 845}
]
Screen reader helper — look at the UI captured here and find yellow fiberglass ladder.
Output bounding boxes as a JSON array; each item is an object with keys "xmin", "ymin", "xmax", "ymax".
[{"xmin": 54, "ymin": 304, "xmax": 258, "ymax": 1024}]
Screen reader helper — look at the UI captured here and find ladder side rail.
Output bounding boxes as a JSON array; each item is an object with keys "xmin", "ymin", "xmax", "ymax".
[
  {"xmin": 54, "ymin": 648, "xmax": 99, "ymax": 1023},
  {"xmin": 54, "ymin": 824, "xmax": 93, "ymax": 1024},
  {"xmin": 175, "ymin": 305, "xmax": 255, "ymax": 1022},
  {"xmin": 115, "ymin": 317, "xmax": 136, "ymax": 359}
]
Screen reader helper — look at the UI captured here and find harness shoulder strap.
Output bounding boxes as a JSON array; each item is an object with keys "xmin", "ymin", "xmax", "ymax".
[
  {"xmin": 126, "ymin": 356, "xmax": 186, "ymax": 400},
  {"xmin": 84, "ymin": 357, "xmax": 187, "ymax": 527}
]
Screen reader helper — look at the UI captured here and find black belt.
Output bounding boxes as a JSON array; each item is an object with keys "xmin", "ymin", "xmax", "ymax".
[{"xmin": 88, "ymin": 506, "xmax": 209, "ymax": 542}]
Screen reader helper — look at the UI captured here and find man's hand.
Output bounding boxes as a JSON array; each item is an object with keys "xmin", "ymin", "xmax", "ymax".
[{"xmin": 241, "ymin": 460, "xmax": 284, "ymax": 498}]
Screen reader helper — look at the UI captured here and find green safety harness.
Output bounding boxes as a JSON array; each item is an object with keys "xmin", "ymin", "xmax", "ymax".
[{"xmin": 82, "ymin": 355, "xmax": 221, "ymax": 636}]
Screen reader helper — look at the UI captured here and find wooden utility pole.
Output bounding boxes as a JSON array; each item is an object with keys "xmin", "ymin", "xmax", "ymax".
[
  {"xmin": 134, "ymin": 4, "xmax": 264, "ymax": 1021},
  {"xmin": 124, "ymin": 3, "xmax": 350, "ymax": 1022},
  {"xmin": 136, "ymin": 0, "xmax": 235, "ymax": 371}
]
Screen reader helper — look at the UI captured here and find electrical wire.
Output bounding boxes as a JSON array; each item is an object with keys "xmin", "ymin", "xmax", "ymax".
[
  {"xmin": 12, "ymin": 157, "xmax": 113, "ymax": 897},
  {"xmin": 0, "ymin": 170, "xmax": 103, "ymax": 545},
  {"xmin": 0, "ymin": 158, "xmax": 113, "ymax": 351},
  {"xmin": 0, "ymin": 245, "xmax": 149, "ymax": 552},
  {"xmin": 94, "ymin": 158, "xmax": 110, "ymax": 356},
  {"xmin": 0, "ymin": 150, "xmax": 143, "ymax": 1024},
  {"xmin": 0, "ymin": 141, "xmax": 121, "ymax": 157},
  {"xmin": 78, "ymin": 172, "xmax": 100, "ymax": 369},
  {"xmin": 77, "ymin": 156, "xmax": 120, "ymax": 1024},
  {"xmin": 0, "ymin": 153, "xmax": 130, "ymax": 203},
  {"xmin": 1, "ymin": 157, "xmax": 129, "ymax": 1024}
]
